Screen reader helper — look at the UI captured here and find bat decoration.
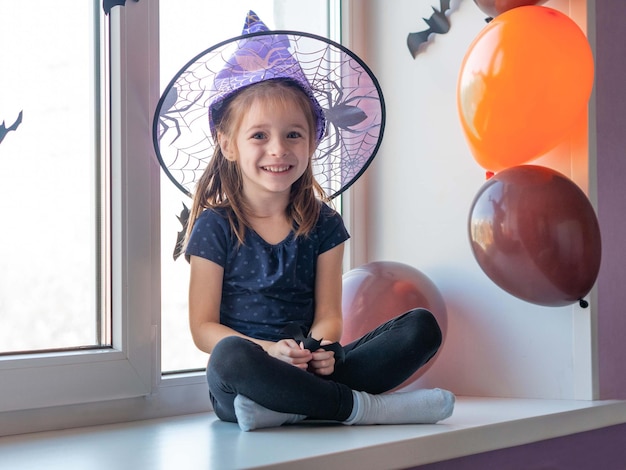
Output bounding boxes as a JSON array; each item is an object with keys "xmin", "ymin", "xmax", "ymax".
[
  {"xmin": 103, "ymin": 0, "xmax": 139, "ymax": 15},
  {"xmin": 407, "ymin": 0, "xmax": 454, "ymax": 58},
  {"xmin": 0, "ymin": 111, "xmax": 23, "ymax": 146},
  {"xmin": 282, "ymin": 323, "xmax": 345, "ymax": 365},
  {"xmin": 172, "ymin": 202, "xmax": 190, "ymax": 261}
]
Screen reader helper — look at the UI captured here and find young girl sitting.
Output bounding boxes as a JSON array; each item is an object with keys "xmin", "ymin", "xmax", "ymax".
[{"xmin": 159, "ymin": 11, "xmax": 454, "ymax": 432}]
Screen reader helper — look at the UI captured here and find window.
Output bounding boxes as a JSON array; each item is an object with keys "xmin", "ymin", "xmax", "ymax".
[
  {"xmin": 0, "ymin": 0, "xmax": 339, "ymax": 435},
  {"xmin": 0, "ymin": 2, "xmax": 106, "ymax": 354},
  {"xmin": 158, "ymin": 0, "xmax": 337, "ymax": 372},
  {"xmin": 0, "ymin": 0, "xmax": 157, "ymax": 421}
]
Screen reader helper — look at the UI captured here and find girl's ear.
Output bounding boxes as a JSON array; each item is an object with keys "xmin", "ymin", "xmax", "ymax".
[{"xmin": 218, "ymin": 132, "xmax": 236, "ymax": 161}]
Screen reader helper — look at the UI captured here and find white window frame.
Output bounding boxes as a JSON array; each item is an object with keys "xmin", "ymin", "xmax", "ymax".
[
  {"xmin": 0, "ymin": 0, "xmax": 347, "ymax": 436},
  {"xmin": 0, "ymin": 1, "xmax": 210, "ymax": 436}
]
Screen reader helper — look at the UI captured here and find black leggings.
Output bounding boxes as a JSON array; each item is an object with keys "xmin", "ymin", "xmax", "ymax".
[{"xmin": 206, "ymin": 308, "xmax": 442, "ymax": 423}]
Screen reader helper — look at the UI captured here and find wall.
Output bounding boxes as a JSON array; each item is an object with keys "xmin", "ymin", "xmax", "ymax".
[
  {"xmin": 594, "ymin": 0, "xmax": 626, "ymax": 401},
  {"xmin": 346, "ymin": 0, "xmax": 599, "ymax": 400},
  {"xmin": 359, "ymin": 0, "xmax": 626, "ymax": 467}
]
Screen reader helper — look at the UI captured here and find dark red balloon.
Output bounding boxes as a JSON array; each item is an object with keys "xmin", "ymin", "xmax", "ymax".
[
  {"xmin": 473, "ymin": 0, "xmax": 548, "ymax": 18},
  {"xmin": 342, "ymin": 261, "xmax": 447, "ymax": 388},
  {"xmin": 469, "ymin": 165, "xmax": 601, "ymax": 307}
]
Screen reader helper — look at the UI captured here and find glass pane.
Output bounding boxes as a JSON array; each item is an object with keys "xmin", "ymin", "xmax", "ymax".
[
  {"xmin": 159, "ymin": 0, "xmax": 331, "ymax": 372},
  {"xmin": 0, "ymin": 1, "xmax": 103, "ymax": 353}
]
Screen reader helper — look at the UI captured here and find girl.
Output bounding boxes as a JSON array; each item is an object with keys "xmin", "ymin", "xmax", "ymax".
[{"xmin": 163, "ymin": 12, "xmax": 454, "ymax": 431}]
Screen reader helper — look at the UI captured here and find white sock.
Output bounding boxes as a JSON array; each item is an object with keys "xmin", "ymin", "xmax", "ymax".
[
  {"xmin": 233, "ymin": 395, "xmax": 307, "ymax": 432},
  {"xmin": 344, "ymin": 388, "xmax": 455, "ymax": 425}
]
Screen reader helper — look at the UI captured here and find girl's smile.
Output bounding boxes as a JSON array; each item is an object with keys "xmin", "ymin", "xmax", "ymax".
[
  {"xmin": 262, "ymin": 165, "xmax": 292, "ymax": 173},
  {"xmin": 223, "ymin": 97, "xmax": 314, "ymax": 200}
]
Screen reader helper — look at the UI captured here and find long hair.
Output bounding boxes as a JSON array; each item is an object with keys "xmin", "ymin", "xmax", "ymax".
[{"xmin": 185, "ymin": 79, "xmax": 328, "ymax": 246}]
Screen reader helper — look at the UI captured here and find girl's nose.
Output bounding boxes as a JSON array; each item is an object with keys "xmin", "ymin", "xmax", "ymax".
[{"xmin": 269, "ymin": 137, "xmax": 288, "ymax": 157}]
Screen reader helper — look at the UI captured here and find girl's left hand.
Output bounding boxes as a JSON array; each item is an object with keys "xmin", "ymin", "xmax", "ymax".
[{"xmin": 307, "ymin": 340, "xmax": 336, "ymax": 376}]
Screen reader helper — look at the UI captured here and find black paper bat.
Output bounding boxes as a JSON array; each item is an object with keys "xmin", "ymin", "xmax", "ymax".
[
  {"xmin": 407, "ymin": 0, "xmax": 453, "ymax": 58},
  {"xmin": 282, "ymin": 323, "xmax": 345, "ymax": 365},
  {"xmin": 103, "ymin": 0, "xmax": 139, "ymax": 15},
  {"xmin": 0, "ymin": 111, "xmax": 23, "ymax": 145},
  {"xmin": 173, "ymin": 202, "xmax": 190, "ymax": 261}
]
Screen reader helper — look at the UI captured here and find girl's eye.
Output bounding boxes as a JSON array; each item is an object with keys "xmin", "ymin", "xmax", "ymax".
[
  {"xmin": 287, "ymin": 131, "xmax": 302, "ymax": 139},
  {"xmin": 251, "ymin": 132, "xmax": 266, "ymax": 139}
]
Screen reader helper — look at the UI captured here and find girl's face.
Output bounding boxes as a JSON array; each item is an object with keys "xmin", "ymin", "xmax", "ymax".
[{"xmin": 222, "ymin": 97, "xmax": 314, "ymax": 202}]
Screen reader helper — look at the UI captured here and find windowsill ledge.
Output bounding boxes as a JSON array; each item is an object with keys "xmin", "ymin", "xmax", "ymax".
[{"xmin": 1, "ymin": 396, "xmax": 626, "ymax": 469}]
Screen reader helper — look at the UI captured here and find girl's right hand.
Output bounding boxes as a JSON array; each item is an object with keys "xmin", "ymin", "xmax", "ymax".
[{"xmin": 268, "ymin": 339, "xmax": 312, "ymax": 370}]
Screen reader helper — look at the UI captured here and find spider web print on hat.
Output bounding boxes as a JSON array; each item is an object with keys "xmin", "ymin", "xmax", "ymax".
[{"xmin": 153, "ymin": 30, "xmax": 385, "ymax": 199}]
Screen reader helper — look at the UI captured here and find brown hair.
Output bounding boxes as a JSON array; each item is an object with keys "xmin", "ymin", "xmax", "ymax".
[{"xmin": 185, "ymin": 79, "xmax": 328, "ymax": 246}]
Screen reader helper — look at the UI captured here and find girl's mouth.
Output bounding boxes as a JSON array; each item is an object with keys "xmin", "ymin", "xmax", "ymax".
[{"xmin": 262, "ymin": 165, "xmax": 292, "ymax": 173}]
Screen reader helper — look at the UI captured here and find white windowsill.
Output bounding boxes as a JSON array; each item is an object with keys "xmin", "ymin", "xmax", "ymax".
[{"xmin": 1, "ymin": 397, "xmax": 625, "ymax": 469}]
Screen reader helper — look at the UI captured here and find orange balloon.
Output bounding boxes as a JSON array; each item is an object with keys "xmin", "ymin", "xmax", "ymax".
[{"xmin": 457, "ymin": 6, "xmax": 594, "ymax": 173}]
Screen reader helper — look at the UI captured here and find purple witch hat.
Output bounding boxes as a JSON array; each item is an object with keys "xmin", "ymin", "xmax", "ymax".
[
  {"xmin": 153, "ymin": 10, "xmax": 385, "ymax": 199},
  {"xmin": 209, "ymin": 11, "xmax": 326, "ymax": 143}
]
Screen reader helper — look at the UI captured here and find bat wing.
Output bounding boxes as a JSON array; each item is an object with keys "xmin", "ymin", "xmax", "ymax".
[
  {"xmin": 8, "ymin": 110, "xmax": 23, "ymax": 132},
  {"xmin": 0, "ymin": 110, "xmax": 23, "ymax": 145},
  {"xmin": 407, "ymin": 30, "xmax": 433, "ymax": 58},
  {"xmin": 173, "ymin": 202, "xmax": 190, "ymax": 261},
  {"xmin": 103, "ymin": 0, "xmax": 127, "ymax": 15},
  {"xmin": 408, "ymin": 0, "xmax": 456, "ymax": 58}
]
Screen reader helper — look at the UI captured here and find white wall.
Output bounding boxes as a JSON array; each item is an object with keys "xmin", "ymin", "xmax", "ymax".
[{"xmin": 344, "ymin": 0, "xmax": 595, "ymax": 399}]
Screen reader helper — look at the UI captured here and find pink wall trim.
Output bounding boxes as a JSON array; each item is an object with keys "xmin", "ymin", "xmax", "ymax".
[
  {"xmin": 595, "ymin": 1, "xmax": 626, "ymax": 399},
  {"xmin": 413, "ymin": 423, "xmax": 626, "ymax": 469}
]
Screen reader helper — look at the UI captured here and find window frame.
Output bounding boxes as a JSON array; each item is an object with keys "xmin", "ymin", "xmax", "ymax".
[
  {"xmin": 0, "ymin": 0, "xmax": 352, "ymax": 437},
  {"xmin": 0, "ymin": 0, "xmax": 155, "ymax": 413},
  {"xmin": 0, "ymin": 1, "xmax": 212, "ymax": 435}
]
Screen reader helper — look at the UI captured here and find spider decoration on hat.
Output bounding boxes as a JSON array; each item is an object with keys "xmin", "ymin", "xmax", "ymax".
[
  {"xmin": 153, "ymin": 13, "xmax": 385, "ymax": 260},
  {"xmin": 311, "ymin": 80, "xmax": 382, "ymax": 190},
  {"xmin": 156, "ymin": 87, "xmax": 205, "ymax": 145}
]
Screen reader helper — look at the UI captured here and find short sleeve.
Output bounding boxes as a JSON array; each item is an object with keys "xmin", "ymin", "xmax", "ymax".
[
  {"xmin": 185, "ymin": 209, "xmax": 232, "ymax": 266},
  {"xmin": 317, "ymin": 203, "xmax": 350, "ymax": 254}
]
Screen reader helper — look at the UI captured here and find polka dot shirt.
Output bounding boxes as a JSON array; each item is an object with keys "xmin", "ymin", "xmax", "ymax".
[{"xmin": 185, "ymin": 203, "xmax": 350, "ymax": 341}]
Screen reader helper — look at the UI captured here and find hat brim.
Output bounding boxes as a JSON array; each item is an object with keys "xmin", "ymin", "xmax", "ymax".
[{"xmin": 152, "ymin": 30, "xmax": 386, "ymax": 199}]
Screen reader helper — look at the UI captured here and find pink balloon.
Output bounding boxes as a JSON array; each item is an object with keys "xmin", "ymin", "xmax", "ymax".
[
  {"xmin": 473, "ymin": 0, "xmax": 549, "ymax": 18},
  {"xmin": 342, "ymin": 261, "xmax": 447, "ymax": 387}
]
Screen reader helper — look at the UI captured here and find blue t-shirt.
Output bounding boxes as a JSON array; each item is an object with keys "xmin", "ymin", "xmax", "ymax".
[{"xmin": 185, "ymin": 203, "xmax": 350, "ymax": 341}]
